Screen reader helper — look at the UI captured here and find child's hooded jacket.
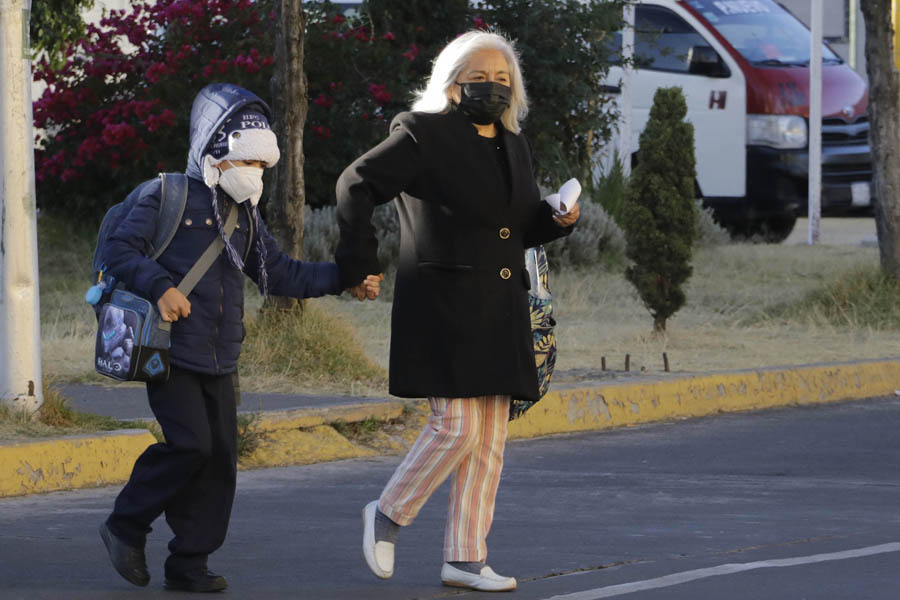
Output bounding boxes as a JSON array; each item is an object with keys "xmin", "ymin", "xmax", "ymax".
[{"xmin": 106, "ymin": 84, "xmax": 341, "ymax": 375}]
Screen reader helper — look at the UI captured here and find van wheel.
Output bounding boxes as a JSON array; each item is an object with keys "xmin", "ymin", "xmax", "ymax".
[
  {"xmin": 720, "ymin": 215, "xmax": 797, "ymax": 243},
  {"xmin": 758, "ymin": 215, "xmax": 797, "ymax": 243}
]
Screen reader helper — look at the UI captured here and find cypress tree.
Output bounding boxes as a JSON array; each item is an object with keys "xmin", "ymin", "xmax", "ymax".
[{"xmin": 622, "ymin": 87, "xmax": 697, "ymax": 332}]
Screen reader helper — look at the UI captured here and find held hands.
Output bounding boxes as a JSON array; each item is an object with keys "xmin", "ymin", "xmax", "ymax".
[
  {"xmin": 553, "ymin": 202, "xmax": 580, "ymax": 227},
  {"xmin": 157, "ymin": 287, "xmax": 191, "ymax": 322},
  {"xmin": 347, "ymin": 273, "xmax": 384, "ymax": 301}
]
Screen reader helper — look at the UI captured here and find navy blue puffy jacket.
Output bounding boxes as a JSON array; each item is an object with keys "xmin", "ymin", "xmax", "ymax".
[{"xmin": 105, "ymin": 84, "xmax": 341, "ymax": 375}]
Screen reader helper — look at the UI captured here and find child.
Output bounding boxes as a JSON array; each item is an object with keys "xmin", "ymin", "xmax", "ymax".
[{"xmin": 98, "ymin": 83, "xmax": 380, "ymax": 592}]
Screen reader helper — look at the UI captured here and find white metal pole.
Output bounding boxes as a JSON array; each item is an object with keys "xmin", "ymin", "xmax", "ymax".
[
  {"xmin": 848, "ymin": 0, "xmax": 857, "ymax": 70},
  {"xmin": 621, "ymin": 2, "xmax": 635, "ymax": 177},
  {"xmin": 0, "ymin": 0, "xmax": 43, "ymax": 413},
  {"xmin": 808, "ymin": 0, "xmax": 823, "ymax": 245}
]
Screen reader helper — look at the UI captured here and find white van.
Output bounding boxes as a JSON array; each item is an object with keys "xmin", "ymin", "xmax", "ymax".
[{"xmin": 605, "ymin": 0, "xmax": 871, "ymax": 241}]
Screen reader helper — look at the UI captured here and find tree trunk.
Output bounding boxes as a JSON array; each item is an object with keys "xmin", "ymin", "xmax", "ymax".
[
  {"xmin": 653, "ymin": 316, "xmax": 666, "ymax": 333},
  {"xmin": 861, "ymin": 0, "xmax": 900, "ymax": 280},
  {"xmin": 265, "ymin": 0, "xmax": 308, "ymax": 310}
]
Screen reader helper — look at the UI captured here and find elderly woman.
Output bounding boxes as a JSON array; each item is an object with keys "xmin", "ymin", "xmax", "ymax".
[{"xmin": 336, "ymin": 31, "xmax": 579, "ymax": 592}]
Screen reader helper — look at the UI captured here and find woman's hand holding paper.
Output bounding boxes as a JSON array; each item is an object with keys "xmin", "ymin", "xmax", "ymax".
[
  {"xmin": 546, "ymin": 178, "xmax": 582, "ymax": 226},
  {"xmin": 552, "ymin": 202, "xmax": 579, "ymax": 227}
]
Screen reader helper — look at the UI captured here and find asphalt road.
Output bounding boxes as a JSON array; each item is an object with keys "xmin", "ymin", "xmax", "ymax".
[{"xmin": 1, "ymin": 397, "xmax": 899, "ymax": 599}]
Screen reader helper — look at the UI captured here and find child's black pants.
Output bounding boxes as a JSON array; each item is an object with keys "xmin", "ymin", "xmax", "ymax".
[{"xmin": 106, "ymin": 365, "xmax": 238, "ymax": 576}]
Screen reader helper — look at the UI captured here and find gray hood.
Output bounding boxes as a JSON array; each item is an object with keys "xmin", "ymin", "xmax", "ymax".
[{"xmin": 186, "ymin": 83, "xmax": 274, "ymax": 181}]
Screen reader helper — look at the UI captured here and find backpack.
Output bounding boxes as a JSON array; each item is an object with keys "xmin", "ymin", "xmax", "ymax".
[
  {"xmin": 510, "ymin": 244, "xmax": 557, "ymax": 420},
  {"xmin": 85, "ymin": 173, "xmax": 189, "ymax": 382},
  {"xmin": 86, "ymin": 172, "xmax": 189, "ymax": 312}
]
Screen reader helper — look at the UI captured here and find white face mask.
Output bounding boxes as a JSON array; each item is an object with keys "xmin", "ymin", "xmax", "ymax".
[{"xmin": 218, "ymin": 162, "xmax": 264, "ymax": 206}]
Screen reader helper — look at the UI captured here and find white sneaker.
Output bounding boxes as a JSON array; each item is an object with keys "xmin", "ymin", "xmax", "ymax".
[
  {"xmin": 362, "ymin": 501, "xmax": 394, "ymax": 579},
  {"xmin": 441, "ymin": 563, "xmax": 517, "ymax": 592}
]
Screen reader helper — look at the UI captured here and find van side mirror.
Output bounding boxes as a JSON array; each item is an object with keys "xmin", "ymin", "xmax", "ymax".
[{"xmin": 688, "ymin": 46, "xmax": 729, "ymax": 77}]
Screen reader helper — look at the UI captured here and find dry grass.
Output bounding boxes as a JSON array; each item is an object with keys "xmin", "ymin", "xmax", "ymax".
[
  {"xmin": 38, "ymin": 214, "xmax": 108, "ymax": 384},
  {"xmin": 550, "ymin": 243, "xmax": 898, "ymax": 376},
  {"xmin": 320, "ymin": 243, "xmax": 898, "ymax": 380},
  {"xmin": 36, "ymin": 212, "xmax": 897, "ymax": 396},
  {"xmin": 238, "ymin": 301, "xmax": 386, "ymax": 394}
]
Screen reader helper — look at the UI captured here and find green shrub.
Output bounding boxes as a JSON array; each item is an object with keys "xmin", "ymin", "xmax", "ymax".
[
  {"xmin": 303, "ymin": 203, "xmax": 399, "ymax": 268},
  {"xmin": 544, "ymin": 200, "xmax": 625, "ymax": 267},
  {"xmin": 592, "ymin": 152, "xmax": 628, "ymax": 223},
  {"xmin": 621, "ymin": 87, "xmax": 698, "ymax": 332},
  {"xmin": 303, "ymin": 205, "xmax": 341, "ymax": 263},
  {"xmin": 695, "ymin": 200, "xmax": 731, "ymax": 247}
]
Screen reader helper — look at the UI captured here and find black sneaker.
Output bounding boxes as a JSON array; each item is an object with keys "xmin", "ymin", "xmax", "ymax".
[
  {"xmin": 99, "ymin": 522, "xmax": 150, "ymax": 587},
  {"xmin": 164, "ymin": 569, "xmax": 228, "ymax": 593}
]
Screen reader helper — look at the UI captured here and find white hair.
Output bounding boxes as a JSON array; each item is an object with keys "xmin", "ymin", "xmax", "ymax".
[{"xmin": 411, "ymin": 30, "xmax": 528, "ymax": 134}]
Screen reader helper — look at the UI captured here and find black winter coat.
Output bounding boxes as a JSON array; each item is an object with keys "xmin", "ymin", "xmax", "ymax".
[{"xmin": 336, "ymin": 110, "xmax": 573, "ymax": 402}]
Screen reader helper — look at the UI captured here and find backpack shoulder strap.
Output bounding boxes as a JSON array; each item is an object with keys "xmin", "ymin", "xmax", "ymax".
[{"xmin": 149, "ymin": 172, "xmax": 189, "ymax": 260}]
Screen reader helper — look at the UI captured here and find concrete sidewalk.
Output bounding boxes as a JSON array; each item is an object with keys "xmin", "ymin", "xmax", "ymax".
[{"xmin": 2, "ymin": 358, "xmax": 899, "ymax": 499}]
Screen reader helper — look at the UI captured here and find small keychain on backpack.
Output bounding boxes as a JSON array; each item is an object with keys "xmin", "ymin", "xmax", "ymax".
[{"xmin": 86, "ymin": 268, "xmax": 112, "ymax": 306}]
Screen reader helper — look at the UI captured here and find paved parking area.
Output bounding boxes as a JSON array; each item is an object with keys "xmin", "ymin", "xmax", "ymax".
[{"xmin": 785, "ymin": 216, "xmax": 877, "ymax": 246}]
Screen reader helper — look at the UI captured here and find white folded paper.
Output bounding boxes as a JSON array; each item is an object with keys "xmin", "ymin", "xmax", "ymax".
[{"xmin": 544, "ymin": 178, "xmax": 582, "ymax": 215}]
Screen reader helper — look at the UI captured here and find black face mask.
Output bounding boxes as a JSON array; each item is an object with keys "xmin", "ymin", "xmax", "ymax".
[{"xmin": 455, "ymin": 81, "xmax": 511, "ymax": 125}]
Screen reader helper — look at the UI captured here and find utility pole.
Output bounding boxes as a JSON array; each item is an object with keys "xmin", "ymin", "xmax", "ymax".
[
  {"xmin": 620, "ymin": 2, "xmax": 635, "ymax": 177},
  {"xmin": 807, "ymin": 0, "xmax": 822, "ymax": 245},
  {"xmin": 849, "ymin": 0, "xmax": 857, "ymax": 70},
  {"xmin": 0, "ymin": 0, "xmax": 43, "ymax": 413}
]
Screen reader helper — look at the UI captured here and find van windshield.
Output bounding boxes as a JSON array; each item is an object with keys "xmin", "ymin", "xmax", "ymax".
[{"xmin": 686, "ymin": 0, "xmax": 841, "ymax": 66}]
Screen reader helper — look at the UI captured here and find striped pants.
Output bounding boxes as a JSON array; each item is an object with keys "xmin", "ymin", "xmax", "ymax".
[{"xmin": 378, "ymin": 395, "xmax": 510, "ymax": 562}]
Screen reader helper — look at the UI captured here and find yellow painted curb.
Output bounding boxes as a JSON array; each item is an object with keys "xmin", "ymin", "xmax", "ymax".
[
  {"xmin": 0, "ymin": 429, "xmax": 157, "ymax": 498},
  {"xmin": 240, "ymin": 424, "xmax": 379, "ymax": 469},
  {"xmin": 509, "ymin": 359, "xmax": 900, "ymax": 439},
  {"xmin": 4, "ymin": 359, "xmax": 899, "ymax": 498},
  {"xmin": 240, "ymin": 401, "xmax": 425, "ymax": 469}
]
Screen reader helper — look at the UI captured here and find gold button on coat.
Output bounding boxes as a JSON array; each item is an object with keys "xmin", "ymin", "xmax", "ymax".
[
  {"xmin": 184, "ymin": 218, "xmax": 193, "ymax": 226},
  {"xmin": 500, "ymin": 267, "xmax": 511, "ymax": 280},
  {"xmin": 205, "ymin": 218, "xmax": 213, "ymax": 226},
  {"xmin": 499, "ymin": 227, "xmax": 510, "ymax": 239}
]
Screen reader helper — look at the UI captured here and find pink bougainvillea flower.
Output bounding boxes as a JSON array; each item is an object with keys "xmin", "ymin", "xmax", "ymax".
[
  {"xmin": 312, "ymin": 125, "xmax": 333, "ymax": 140},
  {"xmin": 146, "ymin": 62, "xmax": 168, "ymax": 83},
  {"xmin": 313, "ymin": 93, "xmax": 333, "ymax": 108},
  {"xmin": 368, "ymin": 83, "xmax": 392, "ymax": 105},
  {"xmin": 402, "ymin": 43, "xmax": 419, "ymax": 62}
]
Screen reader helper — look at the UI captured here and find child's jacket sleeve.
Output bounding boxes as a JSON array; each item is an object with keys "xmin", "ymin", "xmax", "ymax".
[{"xmin": 244, "ymin": 215, "xmax": 343, "ymax": 299}]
